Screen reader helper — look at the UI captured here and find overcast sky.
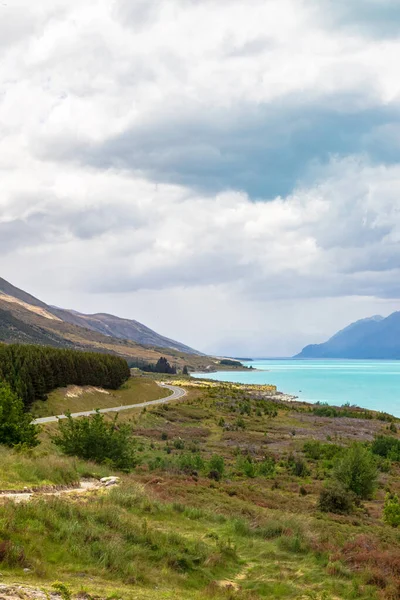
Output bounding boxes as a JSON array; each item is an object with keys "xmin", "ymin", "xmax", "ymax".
[{"xmin": 1, "ymin": 0, "xmax": 400, "ymax": 356}]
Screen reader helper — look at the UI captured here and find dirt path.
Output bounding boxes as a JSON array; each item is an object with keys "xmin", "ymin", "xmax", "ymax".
[{"xmin": 0, "ymin": 478, "xmax": 119, "ymax": 503}]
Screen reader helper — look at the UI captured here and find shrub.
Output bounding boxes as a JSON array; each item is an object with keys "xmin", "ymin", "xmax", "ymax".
[
  {"xmin": 207, "ymin": 455, "xmax": 225, "ymax": 481},
  {"xmin": 384, "ymin": 494, "xmax": 400, "ymax": 527},
  {"xmin": 257, "ymin": 455, "xmax": 276, "ymax": 477},
  {"xmin": 303, "ymin": 440, "xmax": 342, "ymax": 461},
  {"xmin": 176, "ymin": 452, "xmax": 204, "ymax": 473},
  {"xmin": 236, "ymin": 455, "xmax": 256, "ymax": 478},
  {"xmin": 173, "ymin": 438, "xmax": 185, "ymax": 450},
  {"xmin": 333, "ymin": 443, "xmax": 377, "ymax": 499},
  {"xmin": 287, "ymin": 454, "xmax": 309, "ymax": 477},
  {"xmin": 318, "ymin": 482, "xmax": 354, "ymax": 514},
  {"xmin": 371, "ymin": 435, "xmax": 400, "ymax": 462},
  {"xmin": 52, "ymin": 583, "xmax": 71, "ymax": 600},
  {"xmin": 0, "ymin": 382, "xmax": 39, "ymax": 448},
  {"xmin": 313, "ymin": 404, "xmax": 338, "ymax": 418},
  {"xmin": 53, "ymin": 411, "xmax": 137, "ymax": 472}
]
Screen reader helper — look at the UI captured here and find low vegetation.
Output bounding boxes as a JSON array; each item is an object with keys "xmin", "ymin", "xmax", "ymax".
[
  {"xmin": 333, "ymin": 443, "xmax": 378, "ymax": 499},
  {"xmin": 2, "ymin": 364, "xmax": 400, "ymax": 598},
  {"xmin": 0, "ymin": 446, "xmax": 110, "ymax": 490},
  {"xmin": 53, "ymin": 411, "xmax": 137, "ymax": 472}
]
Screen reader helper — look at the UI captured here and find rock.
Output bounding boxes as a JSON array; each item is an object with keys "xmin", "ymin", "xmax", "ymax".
[
  {"xmin": 100, "ymin": 476, "xmax": 120, "ymax": 487},
  {"xmin": 105, "ymin": 479, "xmax": 118, "ymax": 487}
]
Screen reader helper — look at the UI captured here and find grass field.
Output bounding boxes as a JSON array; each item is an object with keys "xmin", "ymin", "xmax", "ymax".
[
  {"xmin": 2, "ymin": 376, "xmax": 400, "ymax": 599},
  {"xmin": 30, "ymin": 376, "xmax": 170, "ymax": 418}
]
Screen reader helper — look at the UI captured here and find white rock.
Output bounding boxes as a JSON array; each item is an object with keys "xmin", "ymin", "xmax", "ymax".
[
  {"xmin": 105, "ymin": 479, "xmax": 119, "ymax": 487},
  {"xmin": 100, "ymin": 476, "xmax": 120, "ymax": 486}
]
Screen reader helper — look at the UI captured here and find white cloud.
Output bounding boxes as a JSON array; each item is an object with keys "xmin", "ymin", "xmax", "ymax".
[{"xmin": 0, "ymin": 0, "xmax": 399, "ymax": 355}]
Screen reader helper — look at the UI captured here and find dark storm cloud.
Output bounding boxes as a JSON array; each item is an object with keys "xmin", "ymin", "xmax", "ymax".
[{"xmin": 47, "ymin": 94, "xmax": 400, "ymax": 200}]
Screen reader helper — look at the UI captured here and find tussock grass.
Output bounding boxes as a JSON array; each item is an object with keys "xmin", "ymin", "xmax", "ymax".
[
  {"xmin": 0, "ymin": 446, "xmax": 111, "ymax": 490},
  {"xmin": 0, "ymin": 482, "xmax": 239, "ymax": 591}
]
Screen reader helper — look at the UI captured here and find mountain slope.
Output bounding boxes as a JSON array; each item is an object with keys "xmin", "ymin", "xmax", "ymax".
[
  {"xmin": 52, "ymin": 308, "xmax": 202, "ymax": 355},
  {"xmin": 0, "ymin": 288, "xmax": 213, "ymax": 370},
  {"xmin": 0, "ymin": 277, "xmax": 49, "ymax": 309},
  {"xmin": 0, "ymin": 278, "xmax": 200, "ymax": 355},
  {"xmin": 295, "ymin": 312, "xmax": 400, "ymax": 359}
]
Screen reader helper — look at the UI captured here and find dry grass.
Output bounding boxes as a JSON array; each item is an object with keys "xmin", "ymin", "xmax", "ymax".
[{"xmin": 30, "ymin": 377, "xmax": 170, "ymax": 418}]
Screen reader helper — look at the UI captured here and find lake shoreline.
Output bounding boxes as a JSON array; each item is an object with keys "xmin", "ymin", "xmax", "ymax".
[{"xmin": 191, "ymin": 358, "xmax": 400, "ymax": 417}]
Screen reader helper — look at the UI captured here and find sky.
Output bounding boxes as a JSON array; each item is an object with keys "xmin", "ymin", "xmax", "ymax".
[{"xmin": 1, "ymin": 0, "xmax": 400, "ymax": 357}]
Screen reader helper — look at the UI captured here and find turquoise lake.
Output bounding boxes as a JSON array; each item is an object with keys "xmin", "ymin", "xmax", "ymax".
[{"xmin": 192, "ymin": 359, "xmax": 400, "ymax": 417}]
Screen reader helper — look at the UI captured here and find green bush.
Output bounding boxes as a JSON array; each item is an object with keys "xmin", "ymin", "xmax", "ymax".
[
  {"xmin": 207, "ymin": 455, "xmax": 225, "ymax": 481},
  {"xmin": 371, "ymin": 435, "xmax": 400, "ymax": 461},
  {"xmin": 173, "ymin": 437, "xmax": 185, "ymax": 450},
  {"xmin": 53, "ymin": 411, "xmax": 137, "ymax": 472},
  {"xmin": 318, "ymin": 482, "xmax": 354, "ymax": 514},
  {"xmin": 257, "ymin": 455, "xmax": 276, "ymax": 477},
  {"xmin": 384, "ymin": 493, "xmax": 400, "ymax": 527},
  {"xmin": 333, "ymin": 443, "xmax": 377, "ymax": 499},
  {"xmin": 0, "ymin": 382, "xmax": 39, "ymax": 448},
  {"xmin": 303, "ymin": 440, "xmax": 342, "ymax": 461},
  {"xmin": 287, "ymin": 454, "xmax": 309, "ymax": 477},
  {"xmin": 236, "ymin": 454, "xmax": 276, "ymax": 478},
  {"xmin": 236, "ymin": 455, "xmax": 257, "ymax": 478},
  {"xmin": 176, "ymin": 452, "xmax": 204, "ymax": 473}
]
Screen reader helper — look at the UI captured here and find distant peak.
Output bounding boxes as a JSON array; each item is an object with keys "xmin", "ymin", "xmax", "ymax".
[{"xmin": 295, "ymin": 310, "xmax": 400, "ymax": 359}]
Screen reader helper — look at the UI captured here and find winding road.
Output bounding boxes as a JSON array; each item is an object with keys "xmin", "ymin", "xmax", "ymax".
[{"xmin": 32, "ymin": 383, "xmax": 187, "ymax": 425}]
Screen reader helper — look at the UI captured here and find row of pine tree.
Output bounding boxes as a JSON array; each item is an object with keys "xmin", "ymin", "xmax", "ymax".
[{"xmin": 0, "ymin": 343, "xmax": 131, "ymax": 408}]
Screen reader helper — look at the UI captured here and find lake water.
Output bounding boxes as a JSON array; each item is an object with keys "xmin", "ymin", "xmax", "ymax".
[{"xmin": 192, "ymin": 359, "xmax": 400, "ymax": 417}]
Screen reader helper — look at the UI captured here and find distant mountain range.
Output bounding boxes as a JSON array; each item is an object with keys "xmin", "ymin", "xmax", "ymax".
[
  {"xmin": 0, "ymin": 277, "xmax": 208, "ymax": 368},
  {"xmin": 295, "ymin": 312, "xmax": 400, "ymax": 359}
]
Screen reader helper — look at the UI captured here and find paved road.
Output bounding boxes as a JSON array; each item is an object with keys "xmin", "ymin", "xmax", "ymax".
[{"xmin": 32, "ymin": 383, "xmax": 187, "ymax": 425}]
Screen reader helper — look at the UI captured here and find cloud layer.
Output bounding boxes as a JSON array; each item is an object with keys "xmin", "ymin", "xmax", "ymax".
[{"xmin": 0, "ymin": 0, "xmax": 399, "ymax": 355}]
